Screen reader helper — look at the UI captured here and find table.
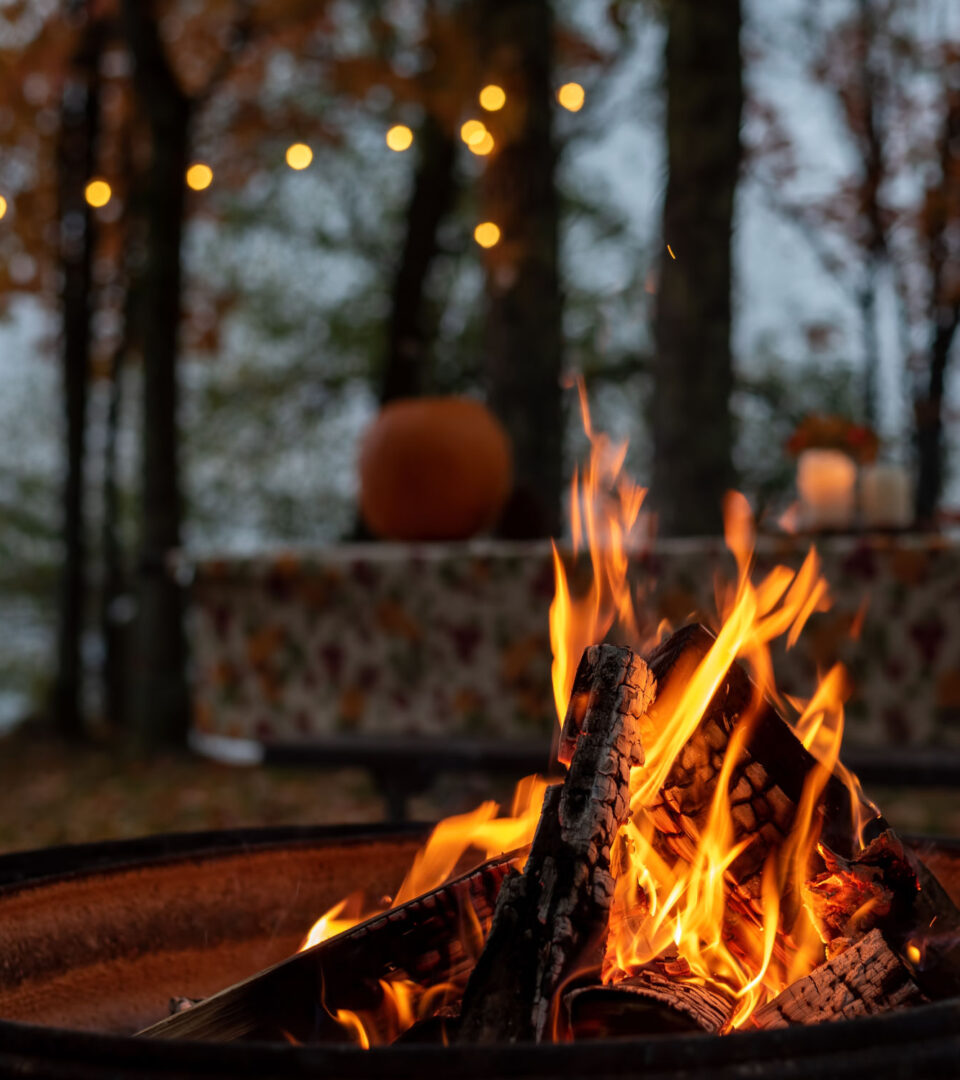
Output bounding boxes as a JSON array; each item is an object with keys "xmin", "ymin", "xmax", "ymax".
[{"xmin": 183, "ymin": 535, "xmax": 960, "ymax": 750}]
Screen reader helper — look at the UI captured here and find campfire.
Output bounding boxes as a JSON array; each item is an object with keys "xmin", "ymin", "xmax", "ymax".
[{"xmin": 142, "ymin": 391, "xmax": 960, "ymax": 1047}]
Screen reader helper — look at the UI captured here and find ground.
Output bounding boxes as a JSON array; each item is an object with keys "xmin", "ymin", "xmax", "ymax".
[
  {"xmin": 0, "ymin": 726, "xmax": 957, "ymax": 855},
  {"xmin": 0, "ymin": 726, "xmax": 521, "ymax": 854}
]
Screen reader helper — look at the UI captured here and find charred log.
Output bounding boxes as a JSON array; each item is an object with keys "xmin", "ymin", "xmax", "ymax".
[
  {"xmin": 749, "ymin": 929, "xmax": 924, "ymax": 1029},
  {"xmin": 139, "ymin": 854, "xmax": 513, "ymax": 1043},
  {"xmin": 807, "ymin": 830, "xmax": 960, "ymax": 999},
  {"xmin": 458, "ymin": 646, "xmax": 656, "ymax": 1043},
  {"xmin": 565, "ymin": 957, "xmax": 732, "ymax": 1038}
]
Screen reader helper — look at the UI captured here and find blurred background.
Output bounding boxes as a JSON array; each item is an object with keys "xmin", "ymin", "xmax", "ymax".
[{"xmin": 1, "ymin": 0, "xmax": 959, "ymax": 849}]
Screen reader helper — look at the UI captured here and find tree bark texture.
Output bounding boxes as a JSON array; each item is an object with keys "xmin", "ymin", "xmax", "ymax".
[
  {"xmin": 915, "ymin": 86, "xmax": 960, "ymax": 525},
  {"xmin": 52, "ymin": 7, "xmax": 104, "ymax": 739},
  {"xmin": 651, "ymin": 0, "xmax": 742, "ymax": 536},
  {"xmin": 380, "ymin": 112, "xmax": 458, "ymax": 403},
  {"xmin": 121, "ymin": 0, "xmax": 191, "ymax": 746},
  {"xmin": 478, "ymin": 0, "xmax": 564, "ymax": 539}
]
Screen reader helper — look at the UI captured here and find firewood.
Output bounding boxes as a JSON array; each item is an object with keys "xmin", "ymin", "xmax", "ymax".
[
  {"xmin": 564, "ymin": 957, "xmax": 732, "ymax": 1038},
  {"xmin": 641, "ymin": 625, "xmax": 960, "ymax": 998},
  {"xmin": 644, "ymin": 625, "xmax": 883, "ymax": 891},
  {"xmin": 748, "ymin": 929, "xmax": 924, "ymax": 1029},
  {"xmin": 806, "ymin": 830, "xmax": 960, "ymax": 999},
  {"xmin": 457, "ymin": 645, "xmax": 656, "ymax": 1044},
  {"xmin": 138, "ymin": 853, "xmax": 514, "ymax": 1043}
]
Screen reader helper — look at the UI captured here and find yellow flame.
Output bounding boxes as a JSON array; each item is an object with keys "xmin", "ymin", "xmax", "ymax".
[
  {"xmin": 549, "ymin": 380, "xmax": 646, "ymax": 724},
  {"xmin": 0, "ymin": 194, "xmax": 7, "ymax": 220}
]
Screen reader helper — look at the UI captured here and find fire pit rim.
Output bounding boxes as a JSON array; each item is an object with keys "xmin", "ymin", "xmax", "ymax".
[
  {"xmin": 1, "ymin": 825, "xmax": 959, "ymax": 1079},
  {"xmin": 0, "ymin": 820, "xmax": 431, "ymax": 893},
  {"xmin": 0, "ymin": 994, "xmax": 958, "ymax": 1079}
]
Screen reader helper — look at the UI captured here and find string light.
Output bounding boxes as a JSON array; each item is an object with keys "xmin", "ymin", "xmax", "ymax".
[
  {"xmin": 479, "ymin": 84, "xmax": 506, "ymax": 111},
  {"xmin": 557, "ymin": 82, "xmax": 585, "ymax": 112},
  {"xmin": 474, "ymin": 222, "xmax": 500, "ymax": 248},
  {"xmin": 186, "ymin": 163, "xmax": 213, "ymax": 191},
  {"xmin": 0, "ymin": 195, "xmax": 7, "ymax": 220},
  {"xmin": 460, "ymin": 119, "xmax": 487, "ymax": 146},
  {"xmin": 469, "ymin": 131, "xmax": 494, "ymax": 156},
  {"xmin": 84, "ymin": 179, "xmax": 111, "ymax": 208},
  {"xmin": 285, "ymin": 142, "xmax": 313, "ymax": 170},
  {"xmin": 386, "ymin": 124, "xmax": 413, "ymax": 152}
]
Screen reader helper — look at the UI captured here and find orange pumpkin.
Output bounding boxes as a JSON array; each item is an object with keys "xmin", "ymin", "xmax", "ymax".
[{"xmin": 359, "ymin": 397, "xmax": 514, "ymax": 541}]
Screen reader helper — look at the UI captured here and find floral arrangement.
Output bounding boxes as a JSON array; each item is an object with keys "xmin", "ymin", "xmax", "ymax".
[{"xmin": 785, "ymin": 414, "xmax": 879, "ymax": 464}]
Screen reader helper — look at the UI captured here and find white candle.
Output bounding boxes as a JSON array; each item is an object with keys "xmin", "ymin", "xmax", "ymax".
[
  {"xmin": 860, "ymin": 464, "xmax": 913, "ymax": 529},
  {"xmin": 796, "ymin": 449, "xmax": 857, "ymax": 530}
]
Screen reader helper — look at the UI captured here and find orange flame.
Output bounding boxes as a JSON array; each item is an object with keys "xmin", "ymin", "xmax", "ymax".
[
  {"xmin": 549, "ymin": 381, "xmax": 648, "ymax": 723},
  {"xmin": 303, "ymin": 382, "xmax": 874, "ymax": 1040},
  {"xmin": 550, "ymin": 408, "xmax": 872, "ymax": 1028}
]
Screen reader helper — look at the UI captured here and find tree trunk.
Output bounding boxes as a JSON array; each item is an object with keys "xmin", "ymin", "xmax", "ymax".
[
  {"xmin": 479, "ymin": 0, "xmax": 564, "ymax": 539},
  {"xmin": 122, "ymin": 0, "xmax": 191, "ymax": 746},
  {"xmin": 51, "ymin": 6, "xmax": 103, "ymax": 739},
  {"xmin": 380, "ymin": 112, "xmax": 458, "ymax": 403},
  {"xmin": 99, "ymin": 282, "xmax": 135, "ymax": 731},
  {"xmin": 651, "ymin": 0, "xmax": 742, "ymax": 536},
  {"xmin": 914, "ymin": 318, "xmax": 956, "ymax": 527}
]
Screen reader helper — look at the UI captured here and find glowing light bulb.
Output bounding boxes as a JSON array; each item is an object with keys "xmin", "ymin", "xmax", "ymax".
[
  {"xmin": 84, "ymin": 179, "xmax": 111, "ymax": 208},
  {"xmin": 469, "ymin": 131, "xmax": 494, "ymax": 156},
  {"xmin": 557, "ymin": 82, "xmax": 585, "ymax": 112},
  {"xmin": 0, "ymin": 195, "xmax": 7, "ymax": 220},
  {"xmin": 474, "ymin": 222, "xmax": 500, "ymax": 248},
  {"xmin": 386, "ymin": 125, "xmax": 413, "ymax": 152},
  {"xmin": 186, "ymin": 163, "xmax": 213, "ymax": 191},
  {"xmin": 460, "ymin": 119, "xmax": 487, "ymax": 146},
  {"xmin": 479, "ymin": 84, "xmax": 506, "ymax": 111},
  {"xmin": 285, "ymin": 142, "xmax": 313, "ymax": 170}
]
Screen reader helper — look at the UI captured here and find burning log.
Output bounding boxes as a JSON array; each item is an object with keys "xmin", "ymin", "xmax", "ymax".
[
  {"xmin": 138, "ymin": 853, "xmax": 513, "ymax": 1043},
  {"xmin": 564, "ymin": 957, "xmax": 732, "ymax": 1038},
  {"xmin": 806, "ymin": 830, "xmax": 960, "ymax": 999},
  {"xmin": 645, "ymin": 624, "xmax": 881, "ymax": 882},
  {"xmin": 457, "ymin": 645, "xmax": 656, "ymax": 1043},
  {"xmin": 749, "ymin": 929, "xmax": 924, "ymax": 1029}
]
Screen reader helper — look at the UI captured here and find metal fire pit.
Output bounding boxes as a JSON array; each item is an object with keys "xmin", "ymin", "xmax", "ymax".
[{"xmin": 0, "ymin": 824, "xmax": 958, "ymax": 1078}]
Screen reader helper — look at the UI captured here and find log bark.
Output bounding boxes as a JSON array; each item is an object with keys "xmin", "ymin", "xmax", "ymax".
[
  {"xmin": 565, "ymin": 959, "xmax": 732, "ymax": 1038},
  {"xmin": 749, "ymin": 929, "xmax": 924, "ymax": 1030},
  {"xmin": 458, "ymin": 646, "xmax": 656, "ymax": 1043},
  {"xmin": 139, "ymin": 853, "xmax": 514, "ymax": 1043}
]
